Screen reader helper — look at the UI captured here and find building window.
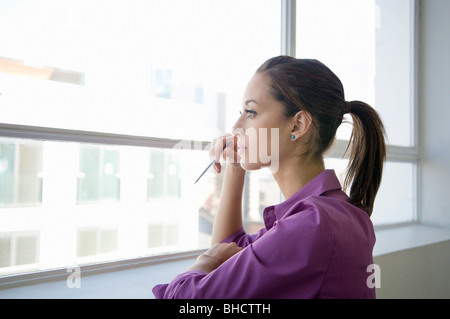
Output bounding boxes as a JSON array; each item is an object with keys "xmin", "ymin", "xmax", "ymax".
[
  {"xmin": 0, "ymin": 0, "xmax": 418, "ymax": 278},
  {"xmin": 0, "ymin": 139, "xmax": 42, "ymax": 207},
  {"xmin": 77, "ymin": 227, "xmax": 118, "ymax": 258},
  {"xmin": 77, "ymin": 146, "xmax": 120, "ymax": 203},
  {"xmin": 148, "ymin": 149, "xmax": 180, "ymax": 201},
  {"xmin": 0, "ymin": 231, "xmax": 39, "ymax": 270},
  {"xmin": 147, "ymin": 223, "xmax": 180, "ymax": 249}
]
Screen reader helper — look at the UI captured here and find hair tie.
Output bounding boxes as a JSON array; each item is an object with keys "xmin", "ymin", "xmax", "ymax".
[{"xmin": 343, "ymin": 101, "xmax": 351, "ymax": 114}]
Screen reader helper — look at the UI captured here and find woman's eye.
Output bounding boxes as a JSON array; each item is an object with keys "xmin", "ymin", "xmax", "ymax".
[
  {"xmin": 239, "ymin": 109, "xmax": 256, "ymax": 118},
  {"xmin": 244, "ymin": 110, "xmax": 256, "ymax": 118}
]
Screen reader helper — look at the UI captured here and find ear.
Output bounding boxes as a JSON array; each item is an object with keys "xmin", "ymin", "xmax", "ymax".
[{"xmin": 290, "ymin": 110, "xmax": 313, "ymax": 140}]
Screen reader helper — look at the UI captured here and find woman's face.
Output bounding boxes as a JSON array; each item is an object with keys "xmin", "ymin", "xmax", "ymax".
[{"xmin": 232, "ymin": 72, "xmax": 293, "ymax": 172}]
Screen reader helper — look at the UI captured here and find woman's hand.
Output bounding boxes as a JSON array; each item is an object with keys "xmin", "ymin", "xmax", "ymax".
[
  {"xmin": 209, "ymin": 134, "xmax": 241, "ymax": 174},
  {"xmin": 186, "ymin": 242, "xmax": 243, "ymax": 274},
  {"xmin": 208, "ymin": 134, "xmax": 246, "ymax": 247}
]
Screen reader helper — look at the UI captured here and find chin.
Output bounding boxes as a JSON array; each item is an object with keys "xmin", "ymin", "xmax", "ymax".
[
  {"xmin": 240, "ymin": 162, "xmax": 261, "ymax": 171},
  {"xmin": 239, "ymin": 160, "xmax": 273, "ymax": 171}
]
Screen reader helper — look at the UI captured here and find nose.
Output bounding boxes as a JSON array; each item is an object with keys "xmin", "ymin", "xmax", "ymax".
[{"xmin": 232, "ymin": 114, "xmax": 245, "ymax": 136}]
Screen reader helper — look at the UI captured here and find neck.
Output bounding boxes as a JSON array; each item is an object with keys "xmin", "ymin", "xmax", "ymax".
[{"xmin": 271, "ymin": 156, "xmax": 325, "ymax": 200}]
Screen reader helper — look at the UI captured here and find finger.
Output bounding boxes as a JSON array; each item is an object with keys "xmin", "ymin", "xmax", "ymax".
[
  {"xmin": 213, "ymin": 137, "xmax": 226, "ymax": 164},
  {"xmin": 223, "ymin": 135, "xmax": 239, "ymax": 161},
  {"xmin": 208, "ymin": 137, "xmax": 225, "ymax": 158},
  {"xmin": 228, "ymin": 241, "xmax": 243, "ymax": 251},
  {"xmin": 213, "ymin": 162, "xmax": 221, "ymax": 174},
  {"xmin": 209, "ymin": 138, "xmax": 218, "ymax": 160},
  {"xmin": 222, "ymin": 243, "xmax": 243, "ymax": 259},
  {"xmin": 223, "ymin": 147, "xmax": 236, "ymax": 163},
  {"xmin": 209, "ymin": 137, "xmax": 224, "ymax": 173}
]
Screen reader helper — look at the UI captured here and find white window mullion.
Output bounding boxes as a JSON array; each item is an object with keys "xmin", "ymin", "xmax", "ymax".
[
  {"xmin": 326, "ymin": 139, "xmax": 418, "ymax": 163},
  {"xmin": 281, "ymin": 0, "xmax": 296, "ymax": 56},
  {"xmin": 410, "ymin": 0, "xmax": 420, "ymax": 149},
  {"xmin": 0, "ymin": 123, "xmax": 209, "ymax": 151}
]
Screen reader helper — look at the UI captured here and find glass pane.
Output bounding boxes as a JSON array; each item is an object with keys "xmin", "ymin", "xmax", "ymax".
[
  {"xmin": 244, "ymin": 168, "xmax": 280, "ymax": 234},
  {"xmin": 371, "ymin": 161, "xmax": 415, "ymax": 226},
  {"xmin": 324, "ymin": 157, "xmax": 415, "ymax": 226},
  {"xmin": 0, "ymin": 137, "xmax": 416, "ymax": 276},
  {"xmin": 324, "ymin": 157, "xmax": 349, "ymax": 186},
  {"xmin": 0, "ymin": 136, "xmax": 287, "ymax": 275},
  {"xmin": 0, "ymin": 0, "xmax": 280, "ymax": 141},
  {"xmin": 297, "ymin": 0, "xmax": 413, "ymax": 146},
  {"xmin": 0, "ymin": 138, "xmax": 221, "ymax": 275}
]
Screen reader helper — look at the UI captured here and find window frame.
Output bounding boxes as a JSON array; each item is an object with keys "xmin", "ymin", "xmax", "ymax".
[
  {"xmin": 292, "ymin": 0, "xmax": 420, "ymax": 228},
  {"xmin": 0, "ymin": 0, "xmax": 420, "ymax": 285}
]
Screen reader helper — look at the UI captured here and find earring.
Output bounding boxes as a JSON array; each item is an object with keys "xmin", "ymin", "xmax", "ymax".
[{"xmin": 291, "ymin": 135, "xmax": 295, "ymax": 140}]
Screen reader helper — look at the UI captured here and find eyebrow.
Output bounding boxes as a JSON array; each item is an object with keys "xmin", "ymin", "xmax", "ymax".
[{"xmin": 244, "ymin": 99, "xmax": 259, "ymax": 106}]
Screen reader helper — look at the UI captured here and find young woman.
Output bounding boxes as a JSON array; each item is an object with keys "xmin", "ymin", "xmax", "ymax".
[{"xmin": 153, "ymin": 56, "xmax": 386, "ymax": 299}]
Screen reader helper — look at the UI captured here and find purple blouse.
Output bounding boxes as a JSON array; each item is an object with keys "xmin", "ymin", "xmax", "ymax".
[{"xmin": 153, "ymin": 169, "xmax": 376, "ymax": 299}]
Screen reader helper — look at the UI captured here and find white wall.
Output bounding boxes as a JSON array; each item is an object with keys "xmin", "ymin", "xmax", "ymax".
[{"xmin": 374, "ymin": 240, "xmax": 450, "ymax": 299}]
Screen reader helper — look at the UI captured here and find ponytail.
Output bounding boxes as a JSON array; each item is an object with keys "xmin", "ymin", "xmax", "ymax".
[{"xmin": 344, "ymin": 101, "xmax": 386, "ymax": 216}]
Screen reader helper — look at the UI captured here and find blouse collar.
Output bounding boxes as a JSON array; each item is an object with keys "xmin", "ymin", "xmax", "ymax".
[{"xmin": 263, "ymin": 169, "xmax": 343, "ymax": 229}]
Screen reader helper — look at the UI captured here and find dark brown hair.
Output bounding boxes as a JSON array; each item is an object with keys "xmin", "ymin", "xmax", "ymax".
[{"xmin": 257, "ymin": 56, "xmax": 386, "ymax": 216}]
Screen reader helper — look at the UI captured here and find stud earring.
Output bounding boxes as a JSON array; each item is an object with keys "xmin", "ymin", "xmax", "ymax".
[{"xmin": 291, "ymin": 135, "xmax": 295, "ymax": 140}]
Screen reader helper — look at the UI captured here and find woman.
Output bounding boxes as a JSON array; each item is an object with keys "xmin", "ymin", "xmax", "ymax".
[{"xmin": 153, "ymin": 56, "xmax": 386, "ymax": 299}]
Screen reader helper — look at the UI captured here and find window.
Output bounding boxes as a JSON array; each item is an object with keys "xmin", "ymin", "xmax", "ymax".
[
  {"xmin": 297, "ymin": 0, "xmax": 418, "ymax": 226},
  {"xmin": 148, "ymin": 149, "xmax": 181, "ymax": 201},
  {"xmin": 0, "ymin": 231, "xmax": 39, "ymax": 269},
  {"xmin": 0, "ymin": 0, "xmax": 418, "ymax": 278},
  {"xmin": 0, "ymin": 0, "xmax": 280, "ymax": 275},
  {"xmin": 147, "ymin": 223, "xmax": 180, "ymax": 249},
  {"xmin": 77, "ymin": 227, "xmax": 118, "ymax": 258},
  {"xmin": 0, "ymin": 0, "xmax": 280, "ymax": 141},
  {"xmin": 0, "ymin": 139, "xmax": 42, "ymax": 207},
  {"xmin": 78, "ymin": 146, "xmax": 120, "ymax": 203}
]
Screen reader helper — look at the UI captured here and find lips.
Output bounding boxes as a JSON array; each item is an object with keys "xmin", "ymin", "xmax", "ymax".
[
  {"xmin": 237, "ymin": 148, "xmax": 247, "ymax": 155},
  {"xmin": 236, "ymin": 139, "xmax": 247, "ymax": 154}
]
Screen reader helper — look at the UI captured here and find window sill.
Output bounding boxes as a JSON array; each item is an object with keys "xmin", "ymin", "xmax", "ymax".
[
  {"xmin": 373, "ymin": 223, "xmax": 450, "ymax": 256},
  {"xmin": 0, "ymin": 250, "xmax": 203, "ymax": 299},
  {"xmin": 1, "ymin": 223, "xmax": 449, "ymax": 299}
]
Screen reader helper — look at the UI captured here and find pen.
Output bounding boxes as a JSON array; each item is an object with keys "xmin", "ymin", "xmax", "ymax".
[{"xmin": 194, "ymin": 140, "xmax": 232, "ymax": 184}]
